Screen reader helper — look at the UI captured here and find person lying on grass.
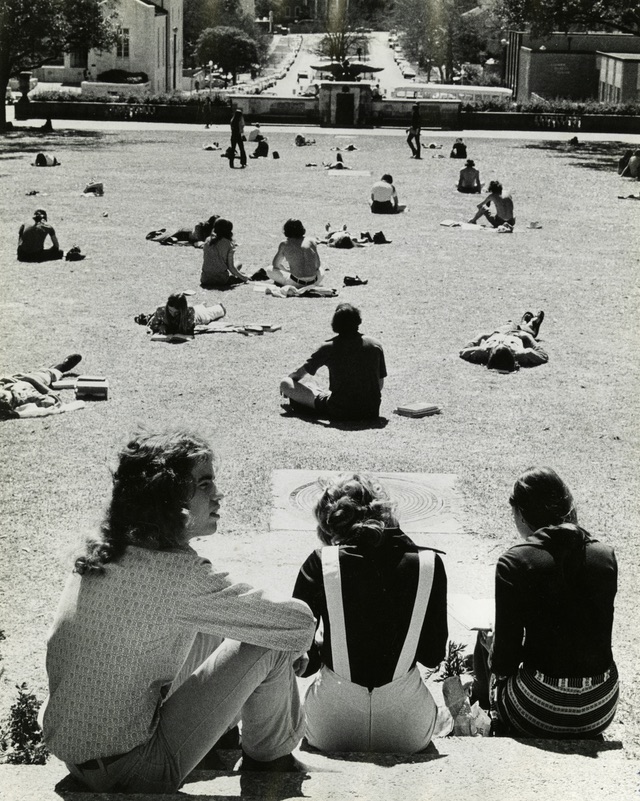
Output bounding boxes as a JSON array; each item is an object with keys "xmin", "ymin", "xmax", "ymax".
[
  {"xmin": 316, "ymin": 223, "xmax": 371, "ymax": 249},
  {"xmin": 146, "ymin": 215, "xmax": 218, "ymax": 247},
  {"xmin": 280, "ymin": 302, "xmax": 386, "ymax": 421},
  {"xmin": 472, "ymin": 467, "xmax": 618, "ymax": 739},
  {"xmin": 200, "ymin": 218, "xmax": 250, "ymax": 288},
  {"xmin": 467, "ymin": 181, "xmax": 515, "ymax": 228},
  {"xmin": 268, "ymin": 218, "xmax": 323, "ymax": 288},
  {"xmin": 42, "ymin": 430, "xmax": 314, "ymax": 793},
  {"xmin": 293, "ymin": 473, "xmax": 447, "ymax": 753},
  {"xmin": 459, "ymin": 311, "xmax": 547, "ymax": 371},
  {"xmin": 17, "ymin": 208, "xmax": 63, "ymax": 262},
  {"xmin": 145, "ymin": 292, "xmax": 226, "ymax": 336},
  {"xmin": 0, "ymin": 353, "xmax": 81, "ymax": 419}
]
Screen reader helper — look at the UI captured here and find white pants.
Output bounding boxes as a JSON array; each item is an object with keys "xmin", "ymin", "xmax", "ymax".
[
  {"xmin": 267, "ymin": 266, "xmax": 324, "ymax": 288},
  {"xmin": 304, "ymin": 665, "xmax": 437, "ymax": 753}
]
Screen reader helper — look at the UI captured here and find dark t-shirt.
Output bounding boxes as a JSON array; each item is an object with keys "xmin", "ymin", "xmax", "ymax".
[
  {"xmin": 303, "ymin": 333, "xmax": 387, "ymax": 419},
  {"xmin": 293, "ymin": 530, "xmax": 448, "ymax": 688}
]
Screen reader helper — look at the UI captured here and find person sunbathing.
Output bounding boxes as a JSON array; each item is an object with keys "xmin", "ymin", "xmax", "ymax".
[
  {"xmin": 268, "ymin": 219, "xmax": 323, "ymax": 287},
  {"xmin": 459, "ymin": 311, "xmax": 547, "ymax": 371},
  {"xmin": 317, "ymin": 224, "xmax": 371, "ymax": 249},
  {"xmin": 147, "ymin": 215, "xmax": 218, "ymax": 248},
  {"xmin": 17, "ymin": 209, "xmax": 63, "ymax": 262},
  {"xmin": 468, "ymin": 181, "xmax": 515, "ymax": 228},
  {"xmin": 323, "ymin": 153, "xmax": 350, "ymax": 170},
  {"xmin": 0, "ymin": 354, "xmax": 82, "ymax": 419}
]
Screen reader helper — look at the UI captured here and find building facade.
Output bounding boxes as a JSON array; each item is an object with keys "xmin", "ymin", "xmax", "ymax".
[
  {"xmin": 35, "ymin": 0, "xmax": 183, "ymax": 95},
  {"xmin": 598, "ymin": 53, "xmax": 640, "ymax": 103}
]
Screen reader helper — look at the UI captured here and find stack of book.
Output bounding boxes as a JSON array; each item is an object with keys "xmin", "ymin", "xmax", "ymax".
[{"xmin": 395, "ymin": 402, "xmax": 441, "ymax": 418}]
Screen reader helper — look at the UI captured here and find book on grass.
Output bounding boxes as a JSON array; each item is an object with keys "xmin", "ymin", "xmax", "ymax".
[
  {"xmin": 51, "ymin": 377, "xmax": 78, "ymax": 390},
  {"xmin": 395, "ymin": 401, "xmax": 441, "ymax": 417},
  {"xmin": 448, "ymin": 594, "xmax": 494, "ymax": 631}
]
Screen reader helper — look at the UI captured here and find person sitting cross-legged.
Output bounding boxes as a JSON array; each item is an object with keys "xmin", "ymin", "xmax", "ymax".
[
  {"xmin": 370, "ymin": 174, "xmax": 402, "ymax": 214},
  {"xmin": 292, "ymin": 473, "xmax": 448, "ymax": 753},
  {"xmin": 457, "ymin": 160, "xmax": 482, "ymax": 194},
  {"xmin": 280, "ymin": 303, "xmax": 386, "ymax": 421},
  {"xmin": 41, "ymin": 430, "xmax": 315, "ymax": 793},
  {"xmin": 17, "ymin": 209, "xmax": 63, "ymax": 262},
  {"xmin": 459, "ymin": 311, "xmax": 547, "ymax": 371},
  {"xmin": 268, "ymin": 219, "xmax": 323, "ymax": 288}
]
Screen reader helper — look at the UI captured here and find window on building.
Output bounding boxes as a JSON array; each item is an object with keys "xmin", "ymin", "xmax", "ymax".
[
  {"xmin": 116, "ymin": 28, "xmax": 130, "ymax": 58},
  {"xmin": 70, "ymin": 50, "xmax": 88, "ymax": 68}
]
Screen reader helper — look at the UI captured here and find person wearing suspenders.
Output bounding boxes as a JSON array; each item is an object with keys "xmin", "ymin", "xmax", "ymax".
[{"xmin": 293, "ymin": 474, "xmax": 448, "ymax": 753}]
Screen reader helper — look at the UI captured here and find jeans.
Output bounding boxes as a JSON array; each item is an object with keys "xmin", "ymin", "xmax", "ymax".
[{"xmin": 68, "ymin": 639, "xmax": 304, "ymax": 794}]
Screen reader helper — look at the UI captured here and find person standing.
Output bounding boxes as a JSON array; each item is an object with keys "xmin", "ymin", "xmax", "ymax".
[
  {"xmin": 230, "ymin": 108, "xmax": 247, "ymax": 168},
  {"xmin": 406, "ymin": 103, "xmax": 421, "ymax": 159}
]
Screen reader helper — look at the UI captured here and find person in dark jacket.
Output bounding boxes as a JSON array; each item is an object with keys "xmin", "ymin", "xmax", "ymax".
[
  {"xmin": 474, "ymin": 466, "xmax": 618, "ymax": 738},
  {"xmin": 230, "ymin": 109, "xmax": 247, "ymax": 168}
]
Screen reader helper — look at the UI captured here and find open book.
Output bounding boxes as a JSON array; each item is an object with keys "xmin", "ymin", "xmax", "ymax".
[{"xmin": 448, "ymin": 593, "xmax": 494, "ymax": 631}]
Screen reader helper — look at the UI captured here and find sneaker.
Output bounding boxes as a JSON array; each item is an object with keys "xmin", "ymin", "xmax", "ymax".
[
  {"xmin": 236, "ymin": 750, "xmax": 307, "ymax": 773},
  {"xmin": 250, "ymin": 268, "xmax": 269, "ymax": 281},
  {"xmin": 53, "ymin": 353, "xmax": 82, "ymax": 373},
  {"xmin": 343, "ymin": 275, "xmax": 368, "ymax": 286},
  {"xmin": 372, "ymin": 231, "xmax": 391, "ymax": 244}
]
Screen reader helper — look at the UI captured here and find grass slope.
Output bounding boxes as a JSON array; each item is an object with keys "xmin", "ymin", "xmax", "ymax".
[{"xmin": 0, "ymin": 128, "xmax": 639, "ymax": 757}]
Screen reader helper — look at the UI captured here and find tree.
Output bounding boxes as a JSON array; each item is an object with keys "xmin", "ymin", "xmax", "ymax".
[
  {"xmin": 185, "ymin": 0, "xmax": 268, "ymax": 68},
  {"xmin": 195, "ymin": 26, "xmax": 259, "ymax": 85},
  {"xmin": 498, "ymin": 0, "xmax": 640, "ymax": 36},
  {"xmin": 0, "ymin": 0, "xmax": 119, "ymax": 131}
]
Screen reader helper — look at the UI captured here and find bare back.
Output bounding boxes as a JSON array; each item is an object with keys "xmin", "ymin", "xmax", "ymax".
[{"xmin": 277, "ymin": 237, "xmax": 321, "ymax": 280}]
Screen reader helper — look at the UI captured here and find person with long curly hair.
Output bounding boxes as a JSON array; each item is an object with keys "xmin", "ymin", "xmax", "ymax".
[
  {"xmin": 292, "ymin": 473, "xmax": 448, "ymax": 752},
  {"xmin": 146, "ymin": 292, "xmax": 225, "ymax": 336},
  {"xmin": 473, "ymin": 467, "xmax": 619, "ymax": 738},
  {"xmin": 42, "ymin": 430, "xmax": 314, "ymax": 792}
]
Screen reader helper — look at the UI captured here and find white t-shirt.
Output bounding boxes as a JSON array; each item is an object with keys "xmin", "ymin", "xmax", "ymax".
[{"xmin": 371, "ymin": 181, "xmax": 396, "ymax": 203}]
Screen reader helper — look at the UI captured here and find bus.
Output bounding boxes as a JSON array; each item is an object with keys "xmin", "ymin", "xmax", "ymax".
[{"xmin": 391, "ymin": 83, "xmax": 512, "ymax": 103}]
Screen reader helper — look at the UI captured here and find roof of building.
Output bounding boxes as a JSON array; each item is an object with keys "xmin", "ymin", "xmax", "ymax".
[
  {"xmin": 137, "ymin": 0, "xmax": 169, "ymax": 15},
  {"xmin": 597, "ymin": 52, "xmax": 640, "ymax": 61}
]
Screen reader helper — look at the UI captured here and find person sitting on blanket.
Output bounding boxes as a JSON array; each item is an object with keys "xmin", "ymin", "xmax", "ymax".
[
  {"xmin": 268, "ymin": 219, "xmax": 323, "ymax": 288},
  {"xmin": 17, "ymin": 209, "xmax": 64, "ymax": 262},
  {"xmin": 280, "ymin": 303, "xmax": 386, "ymax": 421},
  {"xmin": 147, "ymin": 216, "xmax": 218, "ymax": 247},
  {"xmin": 457, "ymin": 160, "xmax": 482, "ymax": 194},
  {"xmin": 0, "ymin": 354, "xmax": 82, "ymax": 419},
  {"xmin": 200, "ymin": 218, "xmax": 250, "ymax": 288},
  {"xmin": 146, "ymin": 293, "xmax": 226, "ymax": 336},
  {"xmin": 370, "ymin": 174, "xmax": 401, "ymax": 214},
  {"xmin": 459, "ymin": 311, "xmax": 547, "ymax": 371},
  {"xmin": 467, "ymin": 181, "xmax": 515, "ymax": 228},
  {"xmin": 292, "ymin": 473, "xmax": 447, "ymax": 753}
]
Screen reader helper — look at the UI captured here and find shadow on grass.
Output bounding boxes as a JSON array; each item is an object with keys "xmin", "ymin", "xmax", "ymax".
[
  {"xmin": 280, "ymin": 406, "xmax": 389, "ymax": 431},
  {"xmin": 512, "ymin": 736, "xmax": 623, "ymax": 758},
  {"xmin": 523, "ymin": 140, "xmax": 629, "ymax": 173},
  {"xmin": 299, "ymin": 738, "xmax": 445, "ymax": 765},
  {"xmin": 0, "ymin": 129, "xmax": 105, "ymax": 154}
]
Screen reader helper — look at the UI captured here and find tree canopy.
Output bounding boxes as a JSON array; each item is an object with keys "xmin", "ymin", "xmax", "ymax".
[
  {"xmin": 195, "ymin": 26, "xmax": 259, "ymax": 83},
  {"xmin": 0, "ymin": 0, "xmax": 118, "ymax": 129},
  {"xmin": 498, "ymin": 0, "xmax": 640, "ymax": 36}
]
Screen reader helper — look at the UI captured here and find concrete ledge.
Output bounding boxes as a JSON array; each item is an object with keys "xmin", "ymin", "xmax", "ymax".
[{"xmin": 1, "ymin": 737, "xmax": 633, "ymax": 801}]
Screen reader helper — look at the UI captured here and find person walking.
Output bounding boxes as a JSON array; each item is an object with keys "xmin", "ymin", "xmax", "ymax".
[
  {"xmin": 230, "ymin": 109, "xmax": 247, "ymax": 168},
  {"xmin": 407, "ymin": 103, "xmax": 421, "ymax": 159}
]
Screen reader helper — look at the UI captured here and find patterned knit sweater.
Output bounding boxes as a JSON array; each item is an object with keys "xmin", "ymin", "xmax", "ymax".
[{"xmin": 43, "ymin": 546, "xmax": 315, "ymax": 763}]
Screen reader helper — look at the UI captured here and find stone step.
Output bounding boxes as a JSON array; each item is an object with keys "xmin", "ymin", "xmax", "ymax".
[{"xmin": 1, "ymin": 737, "xmax": 632, "ymax": 801}]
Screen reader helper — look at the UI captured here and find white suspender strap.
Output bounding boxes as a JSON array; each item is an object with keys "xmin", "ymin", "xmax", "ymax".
[
  {"xmin": 393, "ymin": 550, "xmax": 436, "ymax": 680},
  {"xmin": 321, "ymin": 546, "xmax": 351, "ymax": 680}
]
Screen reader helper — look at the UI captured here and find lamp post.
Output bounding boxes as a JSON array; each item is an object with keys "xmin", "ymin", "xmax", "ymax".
[
  {"xmin": 500, "ymin": 38, "xmax": 508, "ymax": 87},
  {"xmin": 172, "ymin": 26, "xmax": 178, "ymax": 91},
  {"xmin": 208, "ymin": 60, "xmax": 213, "ymax": 97}
]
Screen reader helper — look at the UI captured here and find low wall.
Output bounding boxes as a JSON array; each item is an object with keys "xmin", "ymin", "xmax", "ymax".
[
  {"xmin": 14, "ymin": 99, "xmax": 231, "ymax": 125},
  {"xmin": 371, "ymin": 99, "xmax": 461, "ymax": 128},
  {"xmin": 460, "ymin": 111, "xmax": 640, "ymax": 134},
  {"xmin": 231, "ymin": 94, "xmax": 319, "ymax": 124}
]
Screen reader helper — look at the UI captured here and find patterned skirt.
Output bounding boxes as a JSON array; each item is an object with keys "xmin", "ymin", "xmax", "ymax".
[{"xmin": 495, "ymin": 663, "xmax": 619, "ymax": 738}]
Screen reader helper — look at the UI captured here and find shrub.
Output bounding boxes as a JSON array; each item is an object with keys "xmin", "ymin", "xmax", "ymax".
[
  {"xmin": 462, "ymin": 97, "xmax": 640, "ymax": 115},
  {"xmin": 0, "ymin": 683, "xmax": 49, "ymax": 765}
]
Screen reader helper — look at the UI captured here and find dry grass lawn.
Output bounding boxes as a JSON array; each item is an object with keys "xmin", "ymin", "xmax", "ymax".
[{"xmin": 0, "ymin": 126, "xmax": 638, "ymax": 757}]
